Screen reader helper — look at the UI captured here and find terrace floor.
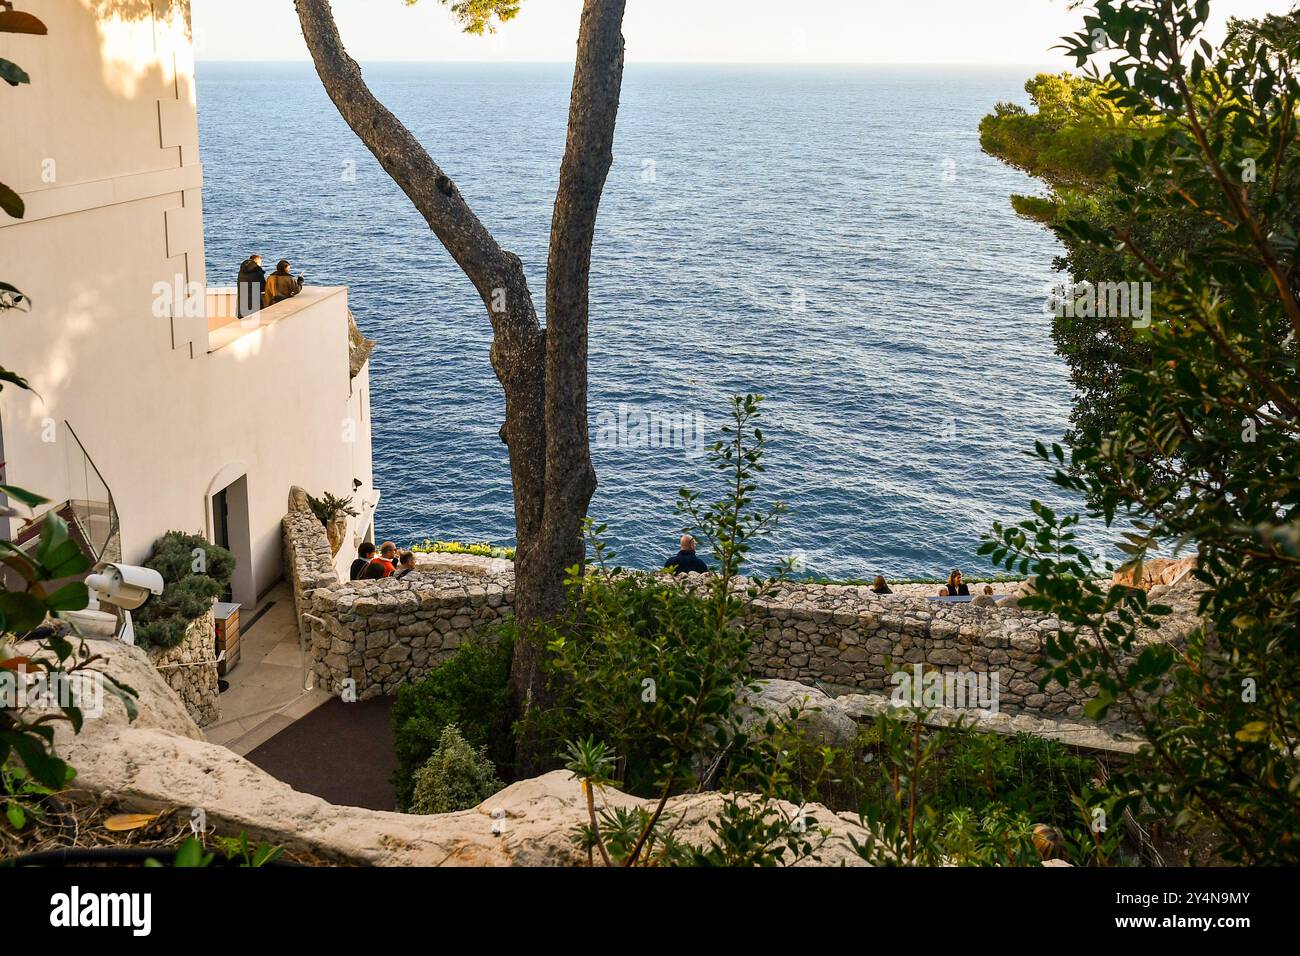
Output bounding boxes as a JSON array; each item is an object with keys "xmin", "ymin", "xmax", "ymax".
[{"xmin": 203, "ymin": 581, "xmax": 332, "ymax": 756}]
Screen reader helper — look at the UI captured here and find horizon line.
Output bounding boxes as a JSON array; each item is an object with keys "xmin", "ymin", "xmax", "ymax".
[{"xmin": 194, "ymin": 58, "xmax": 1069, "ymax": 68}]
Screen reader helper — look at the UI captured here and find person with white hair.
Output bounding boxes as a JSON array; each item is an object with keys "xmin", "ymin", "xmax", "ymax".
[{"xmin": 665, "ymin": 534, "xmax": 709, "ymax": 575}]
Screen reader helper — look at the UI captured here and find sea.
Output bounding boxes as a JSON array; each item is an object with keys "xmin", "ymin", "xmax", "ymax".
[{"xmin": 197, "ymin": 61, "xmax": 1103, "ymax": 579}]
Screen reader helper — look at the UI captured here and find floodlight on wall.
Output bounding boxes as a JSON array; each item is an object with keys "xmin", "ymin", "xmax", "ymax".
[{"xmin": 80, "ymin": 562, "xmax": 165, "ymax": 645}]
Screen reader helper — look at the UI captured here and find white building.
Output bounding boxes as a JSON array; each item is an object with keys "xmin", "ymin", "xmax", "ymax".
[{"xmin": 0, "ymin": 0, "xmax": 377, "ymax": 606}]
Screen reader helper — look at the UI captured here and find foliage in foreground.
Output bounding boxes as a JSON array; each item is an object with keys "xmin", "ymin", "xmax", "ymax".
[
  {"xmin": 409, "ymin": 724, "xmax": 504, "ymax": 814},
  {"xmin": 852, "ymin": 708, "xmax": 1125, "ymax": 867},
  {"xmin": 554, "ymin": 396, "xmax": 840, "ymax": 866},
  {"xmin": 983, "ymin": 0, "xmax": 1300, "ymax": 865},
  {"xmin": 392, "ymin": 631, "xmax": 515, "ymax": 809},
  {"xmin": 0, "ymin": 4, "xmax": 45, "ymax": 365}
]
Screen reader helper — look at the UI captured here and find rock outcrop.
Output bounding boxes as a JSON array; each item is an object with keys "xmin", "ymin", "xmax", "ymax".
[
  {"xmin": 738, "ymin": 679, "xmax": 860, "ymax": 748},
  {"xmin": 19, "ymin": 636, "xmax": 871, "ymax": 866},
  {"xmin": 347, "ymin": 310, "xmax": 376, "ymax": 380},
  {"xmin": 1111, "ymin": 556, "xmax": 1198, "ymax": 590}
]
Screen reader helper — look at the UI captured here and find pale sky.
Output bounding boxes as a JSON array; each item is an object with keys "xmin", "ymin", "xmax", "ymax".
[{"xmin": 191, "ymin": 0, "xmax": 1291, "ymax": 65}]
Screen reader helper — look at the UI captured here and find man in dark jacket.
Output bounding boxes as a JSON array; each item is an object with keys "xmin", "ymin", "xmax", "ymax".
[
  {"xmin": 237, "ymin": 254, "xmax": 266, "ymax": 318},
  {"xmin": 350, "ymin": 542, "xmax": 376, "ymax": 581},
  {"xmin": 665, "ymin": 535, "xmax": 709, "ymax": 575}
]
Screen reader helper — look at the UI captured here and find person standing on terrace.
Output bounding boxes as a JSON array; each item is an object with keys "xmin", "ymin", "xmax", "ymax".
[
  {"xmin": 236, "ymin": 253, "xmax": 266, "ymax": 318},
  {"xmin": 265, "ymin": 259, "xmax": 305, "ymax": 306},
  {"xmin": 395, "ymin": 551, "xmax": 417, "ymax": 580},
  {"xmin": 376, "ymin": 542, "xmax": 399, "ymax": 576}
]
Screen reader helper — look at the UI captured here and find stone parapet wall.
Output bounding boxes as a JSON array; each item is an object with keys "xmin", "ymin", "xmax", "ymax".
[
  {"xmin": 146, "ymin": 609, "xmax": 220, "ymax": 727},
  {"xmin": 301, "ymin": 573, "xmax": 513, "ymax": 699},
  {"xmin": 749, "ymin": 584, "xmax": 1091, "ymax": 720},
  {"xmin": 283, "ymin": 507, "xmax": 340, "ymax": 634},
  {"xmin": 281, "ymin": 510, "xmax": 1194, "ymax": 720}
]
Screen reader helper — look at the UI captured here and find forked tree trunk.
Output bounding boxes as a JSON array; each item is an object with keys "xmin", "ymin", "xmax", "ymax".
[{"xmin": 293, "ymin": 0, "xmax": 627, "ymax": 754}]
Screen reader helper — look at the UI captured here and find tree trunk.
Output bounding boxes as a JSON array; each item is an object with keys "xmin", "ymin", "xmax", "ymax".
[
  {"xmin": 513, "ymin": 0, "xmax": 626, "ymax": 728},
  {"xmin": 293, "ymin": 0, "xmax": 627, "ymax": 752}
]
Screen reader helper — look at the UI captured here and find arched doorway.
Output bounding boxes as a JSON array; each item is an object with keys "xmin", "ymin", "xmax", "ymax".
[{"xmin": 205, "ymin": 465, "xmax": 255, "ymax": 607}]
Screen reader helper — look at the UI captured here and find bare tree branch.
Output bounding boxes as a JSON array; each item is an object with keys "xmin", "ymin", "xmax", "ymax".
[{"xmin": 294, "ymin": 0, "xmax": 541, "ymax": 354}]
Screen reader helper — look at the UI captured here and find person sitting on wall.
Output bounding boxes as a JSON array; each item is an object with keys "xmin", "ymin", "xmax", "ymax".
[
  {"xmin": 395, "ymin": 551, "xmax": 417, "ymax": 580},
  {"xmin": 350, "ymin": 542, "xmax": 376, "ymax": 581},
  {"xmin": 264, "ymin": 259, "xmax": 305, "ymax": 306},
  {"xmin": 237, "ymin": 253, "xmax": 266, "ymax": 318},
  {"xmin": 665, "ymin": 534, "xmax": 708, "ymax": 575},
  {"xmin": 871, "ymin": 575, "xmax": 893, "ymax": 595},
  {"xmin": 940, "ymin": 569, "xmax": 971, "ymax": 597}
]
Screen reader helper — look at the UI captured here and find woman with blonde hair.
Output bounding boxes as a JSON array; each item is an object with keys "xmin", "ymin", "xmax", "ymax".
[{"xmin": 871, "ymin": 575, "xmax": 892, "ymax": 595}]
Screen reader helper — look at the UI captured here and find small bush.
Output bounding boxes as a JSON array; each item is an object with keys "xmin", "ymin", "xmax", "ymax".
[
  {"xmin": 409, "ymin": 724, "xmax": 504, "ymax": 814},
  {"xmin": 132, "ymin": 532, "xmax": 234, "ymax": 650},
  {"xmin": 391, "ymin": 630, "xmax": 515, "ymax": 809},
  {"xmin": 306, "ymin": 492, "xmax": 358, "ymax": 528}
]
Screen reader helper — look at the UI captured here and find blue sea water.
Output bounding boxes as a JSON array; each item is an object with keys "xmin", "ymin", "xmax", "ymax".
[{"xmin": 198, "ymin": 62, "xmax": 1097, "ymax": 579}]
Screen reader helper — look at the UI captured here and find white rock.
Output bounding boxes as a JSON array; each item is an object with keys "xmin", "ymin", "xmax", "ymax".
[{"xmin": 738, "ymin": 679, "xmax": 860, "ymax": 748}]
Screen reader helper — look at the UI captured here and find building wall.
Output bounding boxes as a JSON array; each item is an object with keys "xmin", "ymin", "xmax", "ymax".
[{"xmin": 0, "ymin": 1, "xmax": 375, "ymax": 604}]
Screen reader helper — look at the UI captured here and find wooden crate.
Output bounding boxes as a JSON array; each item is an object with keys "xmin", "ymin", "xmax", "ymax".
[{"xmin": 214, "ymin": 603, "xmax": 240, "ymax": 676}]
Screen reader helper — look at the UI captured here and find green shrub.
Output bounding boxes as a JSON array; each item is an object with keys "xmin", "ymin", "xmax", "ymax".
[
  {"xmin": 409, "ymin": 724, "xmax": 505, "ymax": 814},
  {"xmin": 545, "ymin": 568, "xmax": 754, "ymax": 797},
  {"xmin": 852, "ymin": 708, "xmax": 1125, "ymax": 866},
  {"xmin": 391, "ymin": 630, "xmax": 514, "ymax": 809},
  {"xmin": 132, "ymin": 531, "xmax": 234, "ymax": 650},
  {"xmin": 558, "ymin": 396, "xmax": 830, "ymax": 867},
  {"xmin": 932, "ymin": 732, "xmax": 1095, "ymax": 826}
]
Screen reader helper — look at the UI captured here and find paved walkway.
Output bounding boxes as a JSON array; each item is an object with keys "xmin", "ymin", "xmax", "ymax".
[{"xmin": 203, "ymin": 581, "xmax": 332, "ymax": 756}]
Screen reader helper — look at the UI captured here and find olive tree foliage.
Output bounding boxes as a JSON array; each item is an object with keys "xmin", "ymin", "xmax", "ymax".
[
  {"xmin": 981, "ymin": 71, "xmax": 1213, "ymax": 468},
  {"xmin": 293, "ymin": 0, "xmax": 628, "ymax": 753},
  {"xmin": 406, "ymin": 0, "xmax": 521, "ymax": 34},
  {"xmin": 983, "ymin": 0, "xmax": 1300, "ymax": 864},
  {"xmin": 0, "ymin": 2, "xmax": 45, "ymax": 377}
]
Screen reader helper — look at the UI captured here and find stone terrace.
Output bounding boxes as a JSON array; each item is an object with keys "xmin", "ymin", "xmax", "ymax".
[{"xmin": 285, "ymin": 505, "xmax": 1198, "ymax": 721}]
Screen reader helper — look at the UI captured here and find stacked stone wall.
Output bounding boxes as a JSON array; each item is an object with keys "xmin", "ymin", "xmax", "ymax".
[{"xmin": 282, "ymin": 510, "xmax": 1193, "ymax": 719}]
